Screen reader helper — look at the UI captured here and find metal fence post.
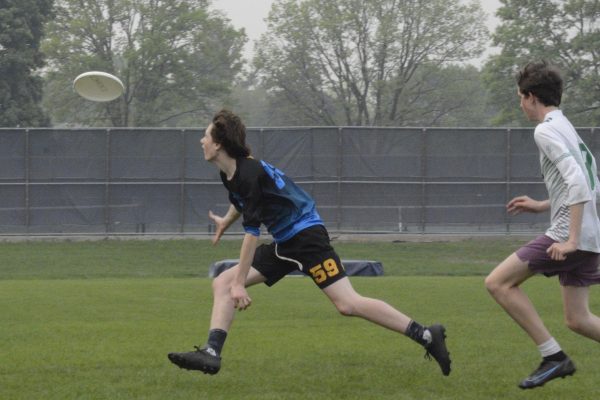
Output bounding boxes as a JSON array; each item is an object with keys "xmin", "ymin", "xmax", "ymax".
[
  {"xmin": 260, "ymin": 128, "xmax": 265, "ymax": 160},
  {"xmin": 104, "ymin": 129, "xmax": 111, "ymax": 233},
  {"xmin": 336, "ymin": 127, "xmax": 343, "ymax": 231},
  {"xmin": 505, "ymin": 128, "xmax": 512, "ymax": 233},
  {"xmin": 25, "ymin": 129, "xmax": 30, "ymax": 233},
  {"xmin": 180, "ymin": 129, "xmax": 186, "ymax": 234},
  {"xmin": 310, "ymin": 127, "xmax": 315, "ymax": 195},
  {"xmin": 420, "ymin": 128, "xmax": 427, "ymax": 233}
]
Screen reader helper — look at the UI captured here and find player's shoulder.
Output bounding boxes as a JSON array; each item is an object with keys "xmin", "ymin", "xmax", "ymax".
[
  {"xmin": 535, "ymin": 113, "xmax": 559, "ymax": 135},
  {"xmin": 535, "ymin": 111, "xmax": 575, "ymax": 140},
  {"xmin": 537, "ymin": 110, "xmax": 568, "ymax": 129},
  {"xmin": 237, "ymin": 156, "xmax": 262, "ymax": 169},
  {"xmin": 237, "ymin": 157, "xmax": 267, "ymax": 178},
  {"xmin": 533, "ymin": 122, "xmax": 554, "ymax": 143}
]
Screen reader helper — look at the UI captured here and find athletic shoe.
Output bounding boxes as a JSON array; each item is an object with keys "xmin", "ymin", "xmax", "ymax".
[
  {"xmin": 168, "ymin": 346, "xmax": 221, "ymax": 375},
  {"xmin": 518, "ymin": 357, "xmax": 576, "ymax": 389},
  {"xmin": 424, "ymin": 324, "xmax": 451, "ymax": 376}
]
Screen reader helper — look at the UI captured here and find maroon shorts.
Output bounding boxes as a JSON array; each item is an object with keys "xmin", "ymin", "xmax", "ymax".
[{"xmin": 516, "ymin": 235, "xmax": 600, "ymax": 287}]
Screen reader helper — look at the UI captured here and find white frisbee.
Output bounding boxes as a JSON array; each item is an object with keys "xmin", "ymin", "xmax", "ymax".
[{"xmin": 73, "ymin": 71, "xmax": 124, "ymax": 102}]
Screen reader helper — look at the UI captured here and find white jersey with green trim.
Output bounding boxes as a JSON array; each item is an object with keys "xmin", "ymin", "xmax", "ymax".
[{"xmin": 534, "ymin": 109, "xmax": 600, "ymax": 252}]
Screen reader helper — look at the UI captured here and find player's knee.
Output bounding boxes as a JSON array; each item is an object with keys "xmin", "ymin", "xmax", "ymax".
[
  {"xmin": 211, "ymin": 275, "xmax": 223, "ymax": 293},
  {"xmin": 484, "ymin": 275, "xmax": 500, "ymax": 296},
  {"xmin": 212, "ymin": 272, "xmax": 231, "ymax": 295},
  {"xmin": 333, "ymin": 300, "xmax": 356, "ymax": 317},
  {"xmin": 564, "ymin": 313, "xmax": 586, "ymax": 334}
]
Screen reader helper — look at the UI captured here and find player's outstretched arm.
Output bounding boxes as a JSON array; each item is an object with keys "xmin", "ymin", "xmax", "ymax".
[
  {"xmin": 506, "ymin": 196, "xmax": 550, "ymax": 215},
  {"xmin": 230, "ymin": 233, "xmax": 258, "ymax": 311},
  {"xmin": 209, "ymin": 204, "xmax": 241, "ymax": 245}
]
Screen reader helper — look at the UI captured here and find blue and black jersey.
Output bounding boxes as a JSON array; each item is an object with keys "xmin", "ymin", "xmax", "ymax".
[{"xmin": 220, "ymin": 157, "xmax": 323, "ymax": 243}]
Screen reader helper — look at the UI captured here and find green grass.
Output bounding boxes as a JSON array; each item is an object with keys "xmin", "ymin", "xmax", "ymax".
[
  {"xmin": 0, "ymin": 237, "xmax": 524, "ymax": 279},
  {"xmin": 1, "ymin": 238, "xmax": 599, "ymax": 399}
]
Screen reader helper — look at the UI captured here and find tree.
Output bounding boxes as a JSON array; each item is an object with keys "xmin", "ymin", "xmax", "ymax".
[
  {"xmin": 483, "ymin": 0, "xmax": 600, "ymax": 126},
  {"xmin": 0, "ymin": 0, "xmax": 54, "ymax": 127},
  {"xmin": 404, "ymin": 64, "xmax": 493, "ymax": 127},
  {"xmin": 253, "ymin": 0, "xmax": 488, "ymax": 126},
  {"xmin": 42, "ymin": 0, "xmax": 246, "ymax": 127}
]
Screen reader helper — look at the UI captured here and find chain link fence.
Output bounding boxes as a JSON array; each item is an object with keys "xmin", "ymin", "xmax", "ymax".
[{"xmin": 0, "ymin": 126, "xmax": 598, "ymax": 236}]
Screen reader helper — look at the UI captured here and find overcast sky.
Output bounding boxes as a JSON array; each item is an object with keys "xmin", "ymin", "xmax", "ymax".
[{"xmin": 212, "ymin": 0, "xmax": 503, "ymax": 63}]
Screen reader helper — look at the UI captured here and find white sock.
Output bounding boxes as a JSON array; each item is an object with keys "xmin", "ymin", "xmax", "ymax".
[{"xmin": 537, "ymin": 337, "xmax": 561, "ymax": 358}]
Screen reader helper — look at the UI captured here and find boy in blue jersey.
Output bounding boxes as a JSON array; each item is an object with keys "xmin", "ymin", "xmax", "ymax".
[{"xmin": 168, "ymin": 109, "xmax": 451, "ymax": 376}]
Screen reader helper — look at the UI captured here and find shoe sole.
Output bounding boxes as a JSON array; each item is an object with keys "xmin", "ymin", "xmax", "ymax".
[
  {"xmin": 168, "ymin": 353, "xmax": 220, "ymax": 375},
  {"xmin": 518, "ymin": 368, "xmax": 576, "ymax": 389}
]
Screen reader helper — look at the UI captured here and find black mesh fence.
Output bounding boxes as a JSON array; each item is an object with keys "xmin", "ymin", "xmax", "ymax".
[{"xmin": 0, "ymin": 126, "xmax": 598, "ymax": 235}]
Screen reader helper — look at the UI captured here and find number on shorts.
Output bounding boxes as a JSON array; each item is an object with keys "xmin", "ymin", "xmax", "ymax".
[{"xmin": 309, "ymin": 258, "xmax": 340, "ymax": 284}]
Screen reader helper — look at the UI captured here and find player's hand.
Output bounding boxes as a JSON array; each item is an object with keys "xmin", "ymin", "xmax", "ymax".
[
  {"xmin": 208, "ymin": 210, "xmax": 226, "ymax": 245},
  {"xmin": 546, "ymin": 241, "xmax": 577, "ymax": 261},
  {"xmin": 230, "ymin": 284, "xmax": 252, "ymax": 311},
  {"xmin": 506, "ymin": 196, "xmax": 543, "ymax": 215}
]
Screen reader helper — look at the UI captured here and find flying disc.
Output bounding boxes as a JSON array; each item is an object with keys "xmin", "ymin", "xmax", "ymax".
[{"xmin": 73, "ymin": 71, "xmax": 124, "ymax": 102}]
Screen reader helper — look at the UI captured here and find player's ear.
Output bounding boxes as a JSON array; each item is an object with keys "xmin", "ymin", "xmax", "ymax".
[
  {"xmin": 520, "ymin": 90, "xmax": 536, "ymax": 103},
  {"xmin": 529, "ymin": 93, "xmax": 539, "ymax": 104}
]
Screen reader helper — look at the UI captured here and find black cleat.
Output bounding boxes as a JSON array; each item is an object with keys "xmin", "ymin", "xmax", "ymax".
[
  {"xmin": 168, "ymin": 346, "xmax": 221, "ymax": 375},
  {"xmin": 518, "ymin": 357, "xmax": 576, "ymax": 389},
  {"xmin": 424, "ymin": 324, "xmax": 451, "ymax": 376}
]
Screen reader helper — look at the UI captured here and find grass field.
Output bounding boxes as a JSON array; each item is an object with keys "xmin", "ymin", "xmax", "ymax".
[{"xmin": 1, "ymin": 237, "xmax": 599, "ymax": 399}]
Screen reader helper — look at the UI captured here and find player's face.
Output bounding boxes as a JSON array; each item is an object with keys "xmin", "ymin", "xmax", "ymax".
[
  {"xmin": 200, "ymin": 124, "xmax": 219, "ymax": 161},
  {"xmin": 518, "ymin": 88, "xmax": 537, "ymax": 122}
]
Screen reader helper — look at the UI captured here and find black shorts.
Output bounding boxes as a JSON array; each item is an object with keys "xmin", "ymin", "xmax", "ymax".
[{"xmin": 253, "ymin": 225, "xmax": 347, "ymax": 289}]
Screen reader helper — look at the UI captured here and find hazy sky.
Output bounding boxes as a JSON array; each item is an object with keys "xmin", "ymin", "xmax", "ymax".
[{"xmin": 212, "ymin": 0, "xmax": 503, "ymax": 62}]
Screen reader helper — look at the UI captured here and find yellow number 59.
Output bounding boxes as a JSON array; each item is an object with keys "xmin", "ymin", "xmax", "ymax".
[{"xmin": 309, "ymin": 258, "xmax": 340, "ymax": 284}]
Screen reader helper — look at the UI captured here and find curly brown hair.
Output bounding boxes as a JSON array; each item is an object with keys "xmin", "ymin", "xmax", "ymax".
[
  {"xmin": 516, "ymin": 60, "xmax": 563, "ymax": 107},
  {"xmin": 210, "ymin": 109, "xmax": 251, "ymax": 158}
]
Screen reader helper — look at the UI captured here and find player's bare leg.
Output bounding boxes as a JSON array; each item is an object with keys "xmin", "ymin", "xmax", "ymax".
[
  {"xmin": 167, "ymin": 266, "xmax": 266, "ymax": 374},
  {"xmin": 562, "ymin": 285, "xmax": 600, "ymax": 341},
  {"xmin": 209, "ymin": 265, "xmax": 266, "ymax": 330},
  {"xmin": 322, "ymin": 277, "xmax": 451, "ymax": 375},
  {"xmin": 486, "ymin": 254, "xmax": 575, "ymax": 389},
  {"xmin": 485, "ymin": 253, "xmax": 552, "ymax": 344}
]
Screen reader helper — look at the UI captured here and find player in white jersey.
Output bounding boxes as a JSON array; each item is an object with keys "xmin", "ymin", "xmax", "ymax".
[{"xmin": 485, "ymin": 61, "xmax": 600, "ymax": 389}]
